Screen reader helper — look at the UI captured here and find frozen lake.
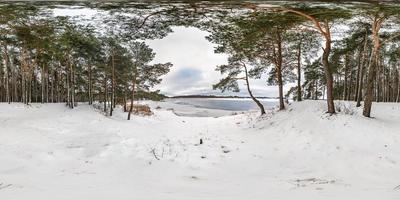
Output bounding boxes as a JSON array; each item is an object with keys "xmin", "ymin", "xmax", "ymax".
[
  {"xmin": 165, "ymin": 98, "xmax": 279, "ymax": 111},
  {"xmin": 165, "ymin": 98, "xmax": 278, "ymax": 111},
  {"xmin": 146, "ymin": 98, "xmax": 279, "ymax": 117}
]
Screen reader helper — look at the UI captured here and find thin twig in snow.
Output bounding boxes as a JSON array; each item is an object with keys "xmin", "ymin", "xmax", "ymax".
[{"xmin": 151, "ymin": 148, "xmax": 160, "ymax": 160}]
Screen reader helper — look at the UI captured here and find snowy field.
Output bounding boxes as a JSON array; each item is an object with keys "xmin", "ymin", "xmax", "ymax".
[{"xmin": 0, "ymin": 101, "xmax": 400, "ymax": 200}]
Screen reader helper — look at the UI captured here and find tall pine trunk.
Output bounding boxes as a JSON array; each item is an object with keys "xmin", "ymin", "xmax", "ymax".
[
  {"xmin": 322, "ymin": 30, "xmax": 335, "ymax": 114},
  {"xmin": 357, "ymin": 32, "xmax": 370, "ymax": 107},
  {"xmin": 363, "ymin": 18, "xmax": 382, "ymax": 117}
]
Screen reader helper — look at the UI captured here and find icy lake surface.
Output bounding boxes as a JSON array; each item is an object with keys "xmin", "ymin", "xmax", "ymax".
[{"xmin": 165, "ymin": 98, "xmax": 279, "ymax": 111}]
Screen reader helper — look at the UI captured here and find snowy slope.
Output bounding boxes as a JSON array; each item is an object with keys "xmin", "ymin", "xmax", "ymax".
[{"xmin": 0, "ymin": 101, "xmax": 399, "ymax": 200}]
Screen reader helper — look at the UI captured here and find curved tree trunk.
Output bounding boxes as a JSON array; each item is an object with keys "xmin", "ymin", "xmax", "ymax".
[{"xmin": 243, "ymin": 64, "xmax": 266, "ymax": 115}]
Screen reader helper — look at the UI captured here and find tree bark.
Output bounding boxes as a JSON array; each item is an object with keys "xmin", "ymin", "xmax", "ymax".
[
  {"xmin": 343, "ymin": 54, "xmax": 349, "ymax": 100},
  {"xmin": 104, "ymin": 75, "xmax": 107, "ymax": 113},
  {"xmin": 296, "ymin": 37, "xmax": 302, "ymax": 101},
  {"xmin": 363, "ymin": 17, "xmax": 383, "ymax": 117},
  {"xmin": 357, "ymin": 32, "xmax": 370, "ymax": 107},
  {"xmin": 110, "ymin": 51, "xmax": 115, "ymax": 116},
  {"xmin": 276, "ymin": 30, "xmax": 285, "ymax": 110},
  {"xmin": 88, "ymin": 65, "xmax": 92, "ymax": 105},
  {"xmin": 3, "ymin": 44, "xmax": 11, "ymax": 103},
  {"xmin": 127, "ymin": 74, "xmax": 137, "ymax": 120},
  {"xmin": 71, "ymin": 61, "xmax": 75, "ymax": 108},
  {"xmin": 322, "ymin": 25, "xmax": 335, "ymax": 114},
  {"xmin": 243, "ymin": 64, "xmax": 266, "ymax": 115},
  {"xmin": 394, "ymin": 66, "xmax": 398, "ymax": 102}
]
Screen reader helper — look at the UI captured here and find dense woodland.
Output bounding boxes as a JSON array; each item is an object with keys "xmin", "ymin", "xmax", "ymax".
[{"xmin": 0, "ymin": 1, "xmax": 400, "ymax": 118}]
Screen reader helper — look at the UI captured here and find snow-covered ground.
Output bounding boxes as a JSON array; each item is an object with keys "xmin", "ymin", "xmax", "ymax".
[{"xmin": 0, "ymin": 101, "xmax": 399, "ymax": 200}]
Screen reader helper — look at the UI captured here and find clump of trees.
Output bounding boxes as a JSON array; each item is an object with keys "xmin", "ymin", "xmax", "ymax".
[
  {"xmin": 208, "ymin": 2, "xmax": 400, "ymax": 117},
  {"xmin": 0, "ymin": 4, "xmax": 172, "ymax": 120}
]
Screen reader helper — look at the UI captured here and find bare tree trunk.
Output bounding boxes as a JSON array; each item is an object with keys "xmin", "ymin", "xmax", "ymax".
[
  {"xmin": 354, "ymin": 46, "xmax": 363, "ymax": 102},
  {"xmin": 88, "ymin": 65, "xmax": 92, "ymax": 105},
  {"xmin": 296, "ymin": 38, "xmax": 302, "ymax": 101},
  {"xmin": 343, "ymin": 54, "xmax": 349, "ymax": 100},
  {"xmin": 357, "ymin": 33, "xmax": 369, "ymax": 107},
  {"xmin": 128, "ymin": 75, "xmax": 136, "ymax": 120},
  {"xmin": 276, "ymin": 32, "xmax": 285, "ymax": 110},
  {"xmin": 56, "ymin": 67, "xmax": 60, "ymax": 103},
  {"xmin": 322, "ymin": 25, "xmax": 335, "ymax": 114},
  {"xmin": 41, "ymin": 65, "xmax": 45, "ymax": 103},
  {"xmin": 112, "ymin": 52, "xmax": 116, "ymax": 108},
  {"xmin": 348, "ymin": 55, "xmax": 354, "ymax": 101},
  {"xmin": 243, "ymin": 64, "xmax": 266, "ymax": 115},
  {"xmin": 46, "ymin": 68, "xmax": 49, "ymax": 103},
  {"xmin": 397, "ymin": 67, "xmax": 400, "ymax": 102},
  {"xmin": 110, "ymin": 52, "xmax": 115, "ymax": 116},
  {"xmin": 71, "ymin": 62, "xmax": 75, "ymax": 108},
  {"xmin": 363, "ymin": 18, "xmax": 383, "ymax": 117},
  {"xmin": 13, "ymin": 58, "xmax": 18, "ymax": 102},
  {"xmin": 104, "ymin": 75, "xmax": 107, "ymax": 113},
  {"xmin": 51, "ymin": 70, "xmax": 54, "ymax": 103},
  {"xmin": 0, "ymin": 52, "xmax": 6, "ymax": 102},
  {"xmin": 3, "ymin": 44, "xmax": 11, "ymax": 104}
]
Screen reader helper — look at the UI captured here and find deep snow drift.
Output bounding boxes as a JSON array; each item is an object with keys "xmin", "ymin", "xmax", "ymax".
[{"xmin": 0, "ymin": 101, "xmax": 399, "ymax": 200}]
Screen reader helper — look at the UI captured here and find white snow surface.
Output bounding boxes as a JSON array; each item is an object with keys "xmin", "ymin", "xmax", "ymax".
[{"xmin": 0, "ymin": 101, "xmax": 400, "ymax": 200}]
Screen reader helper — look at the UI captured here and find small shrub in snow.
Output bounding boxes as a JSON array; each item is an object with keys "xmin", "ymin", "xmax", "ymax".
[{"xmin": 335, "ymin": 101, "xmax": 356, "ymax": 115}]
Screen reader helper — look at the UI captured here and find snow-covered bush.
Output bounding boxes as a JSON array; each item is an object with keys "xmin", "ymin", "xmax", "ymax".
[{"xmin": 335, "ymin": 101, "xmax": 356, "ymax": 115}]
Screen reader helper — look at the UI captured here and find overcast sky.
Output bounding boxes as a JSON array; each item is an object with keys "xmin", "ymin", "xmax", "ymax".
[
  {"xmin": 53, "ymin": 7, "xmax": 295, "ymax": 97},
  {"xmin": 147, "ymin": 27, "xmax": 296, "ymax": 97}
]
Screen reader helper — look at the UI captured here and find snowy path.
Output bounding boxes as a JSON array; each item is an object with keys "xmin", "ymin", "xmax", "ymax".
[{"xmin": 0, "ymin": 101, "xmax": 400, "ymax": 199}]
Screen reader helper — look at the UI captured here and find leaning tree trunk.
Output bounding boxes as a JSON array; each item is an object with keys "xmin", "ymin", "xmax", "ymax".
[{"xmin": 243, "ymin": 64, "xmax": 266, "ymax": 115}]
